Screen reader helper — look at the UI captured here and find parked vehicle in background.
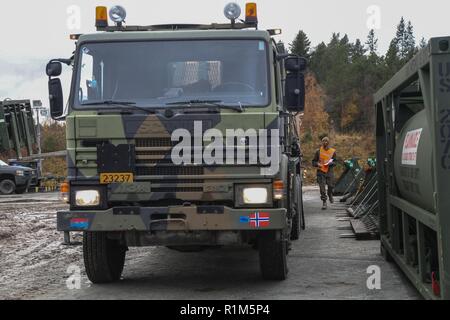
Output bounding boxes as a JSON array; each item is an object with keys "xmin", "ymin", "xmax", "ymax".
[
  {"xmin": 8, "ymin": 159, "xmax": 41, "ymax": 187},
  {"xmin": 0, "ymin": 159, "xmax": 33, "ymax": 195}
]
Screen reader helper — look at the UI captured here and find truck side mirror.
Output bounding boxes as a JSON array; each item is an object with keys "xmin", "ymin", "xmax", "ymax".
[
  {"xmin": 46, "ymin": 61, "xmax": 62, "ymax": 77},
  {"xmin": 47, "ymin": 60, "xmax": 66, "ymax": 120},
  {"xmin": 285, "ymin": 56, "xmax": 307, "ymax": 73},
  {"xmin": 284, "ymin": 56, "xmax": 307, "ymax": 112},
  {"xmin": 48, "ymin": 78, "xmax": 64, "ymax": 119}
]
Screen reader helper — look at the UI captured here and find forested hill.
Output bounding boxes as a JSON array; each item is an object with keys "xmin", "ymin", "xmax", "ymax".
[
  {"xmin": 292, "ymin": 17, "xmax": 425, "ymax": 183},
  {"xmin": 291, "ymin": 17, "xmax": 425, "ymax": 134}
]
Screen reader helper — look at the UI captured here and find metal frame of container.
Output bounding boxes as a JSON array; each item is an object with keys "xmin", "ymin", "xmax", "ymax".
[{"xmin": 375, "ymin": 36, "xmax": 450, "ymax": 299}]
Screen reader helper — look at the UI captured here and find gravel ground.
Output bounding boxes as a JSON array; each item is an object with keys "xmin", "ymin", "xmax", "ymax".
[
  {"xmin": 0, "ymin": 198, "xmax": 81, "ymax": 299},
  {"xmin": 0, "ymin": 189, "xmax": 421, "ymax": 300}
]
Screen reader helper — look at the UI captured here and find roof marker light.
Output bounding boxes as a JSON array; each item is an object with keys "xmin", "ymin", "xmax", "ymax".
[
  {"xmin": 268, "ymin": 29, "xmax": 282, "ymax": 36},
  {"xmin": 70, "ymin": 34, "xmax": 81, "ymax": 40}
]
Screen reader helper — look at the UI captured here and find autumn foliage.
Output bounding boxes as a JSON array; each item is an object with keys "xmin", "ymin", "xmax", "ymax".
[
  {"xmin": 299, "ymin": 73, "xmax": 329, "ymax": 136},
  {"xmin": 298, "ymin": 74, "xmax": 376, "ymax": 184},
  {"xmin": 290, "ymin": 18, "xmax": 424, "ymax": 183},
  {"xmin": 41, "ymin": 122, "xmax": 67, "ymax": 177}
]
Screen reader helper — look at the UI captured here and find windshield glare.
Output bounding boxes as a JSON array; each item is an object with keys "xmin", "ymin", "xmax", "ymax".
[
  {"xmin": 75, "ymin": 40, "xmax": 270, "ymax": 108},
  {"xmin": 0, "ymin": 160, "xmax": 8, "ymax": 166}
]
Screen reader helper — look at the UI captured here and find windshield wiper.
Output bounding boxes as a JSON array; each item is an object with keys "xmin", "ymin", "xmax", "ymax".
[
  {"xmin": 81, "ymin": 101, "xmax": 155, "ymax": 114},
  {"xmin": 165, "ymin": 100, "xmax": 245, "ymax": 113},
  {"xmin": 166, "ymin": 99, "xmax": 222, "ymax": 106}
]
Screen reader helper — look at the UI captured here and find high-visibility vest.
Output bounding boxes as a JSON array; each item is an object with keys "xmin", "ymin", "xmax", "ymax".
[{"xmin": 319, "ymin": 147, "xmax": 336, "ymax": 174}]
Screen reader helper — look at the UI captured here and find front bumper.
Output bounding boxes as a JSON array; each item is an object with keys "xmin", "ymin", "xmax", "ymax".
[
  {"xmin": 15, "ymin": 176, "xmax": 31, "ymax": 188},
  {"xmin": 57, "ymin": 205, "xmax": 287, "ymax": 232}
]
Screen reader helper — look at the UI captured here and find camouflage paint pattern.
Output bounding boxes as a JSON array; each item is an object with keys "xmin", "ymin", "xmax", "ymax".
[{"xmin": 59, "ymin": 30, "xmax": 299, "ymax": 241}]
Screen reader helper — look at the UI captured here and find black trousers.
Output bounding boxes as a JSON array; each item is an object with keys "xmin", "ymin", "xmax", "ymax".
[{"xmin": 317, "ymin": 172, "xmax": 334, "ymax": 202}]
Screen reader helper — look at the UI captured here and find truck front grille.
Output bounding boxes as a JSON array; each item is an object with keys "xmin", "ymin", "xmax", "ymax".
[
  {"xmin": 136, "ymin": 166, "xmax": 204, "ymax": 176},
  {"xmin": 134, "ymin": 138, "xmax": 261, "ymax": 167},
  {"xmin": 135, "ymin": 138, "xmax": 175, "ymax": 148}
]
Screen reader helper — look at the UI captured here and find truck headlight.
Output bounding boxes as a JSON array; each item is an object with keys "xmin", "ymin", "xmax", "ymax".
[
  {"xmin": 243, "ymin": 187, "xmax": 268, "ymax": 204},
  {"xmin": 15, "ymin": 170, "xmax": 25, "ymax": 176},
  {"xmin": 75, "ymin": 190, "xmax": 100, "ymax": 207},
  {"xmin": 235, "ymin": 184, "xmax": 272, "ymax": 208}
]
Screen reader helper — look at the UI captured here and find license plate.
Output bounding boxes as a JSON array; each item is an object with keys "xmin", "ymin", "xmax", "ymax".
[{"xmin": 100, "ymin": 173, "xmax": 134, "ymax": 184}]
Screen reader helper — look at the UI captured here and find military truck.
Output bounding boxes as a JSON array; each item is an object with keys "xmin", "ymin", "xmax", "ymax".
[{"xmin": 47, "ymin": 3, "xmax": 306, "ymax": 283}]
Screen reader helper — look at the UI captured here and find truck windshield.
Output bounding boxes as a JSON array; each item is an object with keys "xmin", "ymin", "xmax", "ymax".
[
  {"xmin": 0, "ymin": 160, "xmax": 7, "ymax": 166},
  {"xmin": 74, "ymin": 39, "xmax": 270, "ymax": 109}
]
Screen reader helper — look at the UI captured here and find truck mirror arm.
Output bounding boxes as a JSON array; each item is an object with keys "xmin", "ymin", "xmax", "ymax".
[{"xmin": 50, "ymin": 58, "xmax": 73, "ymax": 66}]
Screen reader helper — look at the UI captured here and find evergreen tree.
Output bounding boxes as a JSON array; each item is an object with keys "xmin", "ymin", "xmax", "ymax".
[
  {"xmin": 405, "ymin": 21, "xmax": 416, "ymax": 60},
  {"xmin": 385, "ymin": 39, "xmax": 400, "ymax": 78},
  {"xmin": 340, "ymin": 34, "xmax": 350, "ymax": 46},
  {"xmin": 289, "ymin": 30, "xmax": 311, "ymax": 58},
  {"xmin": 350, "ymin": 39, "xmax": 366, "ymax": 61},
  {"xmin": 393, "ymin": 18, "xmax": 416, "ymax": 62},
  {"xmin": 366, "ymin": 29, "xmax": 378, "ymax": 55},
  {"xmin": 383, "ymin": 17, "xmax": 417, "ymax": 77},
  {"xmin": 396, "ymin": 17, "xmax": 407, "ymax": 59},
  {"xmin": 309, "ymin": 42, "xmax": 327, "ymax": 82},
  {"xmin": 419, "ymin": 37, "xmax": 427, "ymax": 49},
  {"xmin": 295, "ymin": 16, "xmax": 419, "ymax": 133}
]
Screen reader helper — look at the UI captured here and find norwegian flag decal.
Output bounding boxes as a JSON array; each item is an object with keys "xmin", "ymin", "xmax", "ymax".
[{"xmin": 248, "ymin": 212, "xmax": 270, "ymax": 228}]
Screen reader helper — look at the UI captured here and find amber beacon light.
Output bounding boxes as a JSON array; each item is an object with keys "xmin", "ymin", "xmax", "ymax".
[
  {"xmin": 245, "ymin": 3, "xmax": 258, "ymax": 24},
  {"xmin": 95, "ymin": 6, "xmax": 108, "ymax": 28}
]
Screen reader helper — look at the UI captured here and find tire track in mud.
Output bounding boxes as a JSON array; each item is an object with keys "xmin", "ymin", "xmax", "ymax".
[{"xmin": 0, "ymin": 201, "xmax": 84, "ymax": 299}]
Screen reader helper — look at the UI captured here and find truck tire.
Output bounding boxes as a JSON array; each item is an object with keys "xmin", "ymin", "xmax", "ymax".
[
  {"xmin": 381, "ymin": 243, "xmax": 393, "ymax": 262},
  {"xmin": 290, "ymin": 210, "xmax": 300, "ymax": 241},
  {"xmin": 83, "ymin": 232, "xmax": 127, "ymax": 284},
  {"xmin": 290, "ymin": 175, "xmax": 302, "ymax": 241},
  {"xmin": 259, "ymin": 231, "xmax": 288, "ymax": 280},
  {"xmin": 0, "ymin": 179, "xmax": 16, "ymax": 195}
]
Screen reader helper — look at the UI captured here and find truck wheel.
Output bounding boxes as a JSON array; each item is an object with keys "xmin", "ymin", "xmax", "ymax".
[
  {"xmin": 290, "ymin": 210, "xmax": 300, "ymax": 241},
  {"xmin": 381, "ymin": 243, "xmax": 393, "ymax": 262},
  {"xmin": 290, "ymin": 176, "xmax": 301, "ymax": 241},
  {"xmin": 0, "ymin": 179, "xmax": 16, "ymax": 195},
  {"xmin": 259, "ymin": 231, "xmax": 288, "ymax": 280},
  {"xmin": 83, "ymin": 232, "xmax": 127, "ymax": 284}
]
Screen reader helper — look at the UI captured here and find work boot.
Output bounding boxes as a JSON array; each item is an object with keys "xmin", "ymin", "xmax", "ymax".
[{"xmin": 322, "ymin": 201, "xmax": 327, "ymax": 210}]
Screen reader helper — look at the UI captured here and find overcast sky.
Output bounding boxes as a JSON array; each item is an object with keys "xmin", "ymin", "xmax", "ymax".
[{"xmin": 1, "ymin": 0, "xmax": 449, "ymax": 104}]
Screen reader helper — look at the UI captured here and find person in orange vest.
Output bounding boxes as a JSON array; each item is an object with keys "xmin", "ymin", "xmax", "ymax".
[{"xmin": 312, "ymin": 137, "xmax": 337, "ymax": 210}]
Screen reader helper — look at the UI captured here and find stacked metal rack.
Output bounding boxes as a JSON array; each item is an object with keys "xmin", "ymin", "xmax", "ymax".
[
  {"xmin": 333, "ymin": 158, "xmax": 362, "ymax": 196},
  {"xmin": 335, "ymin": 159, "xmax": 380, "ymax": 240},
  {"xmin": 0, "ymin": 100, "xmax": 37, "ymax": 158}
]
